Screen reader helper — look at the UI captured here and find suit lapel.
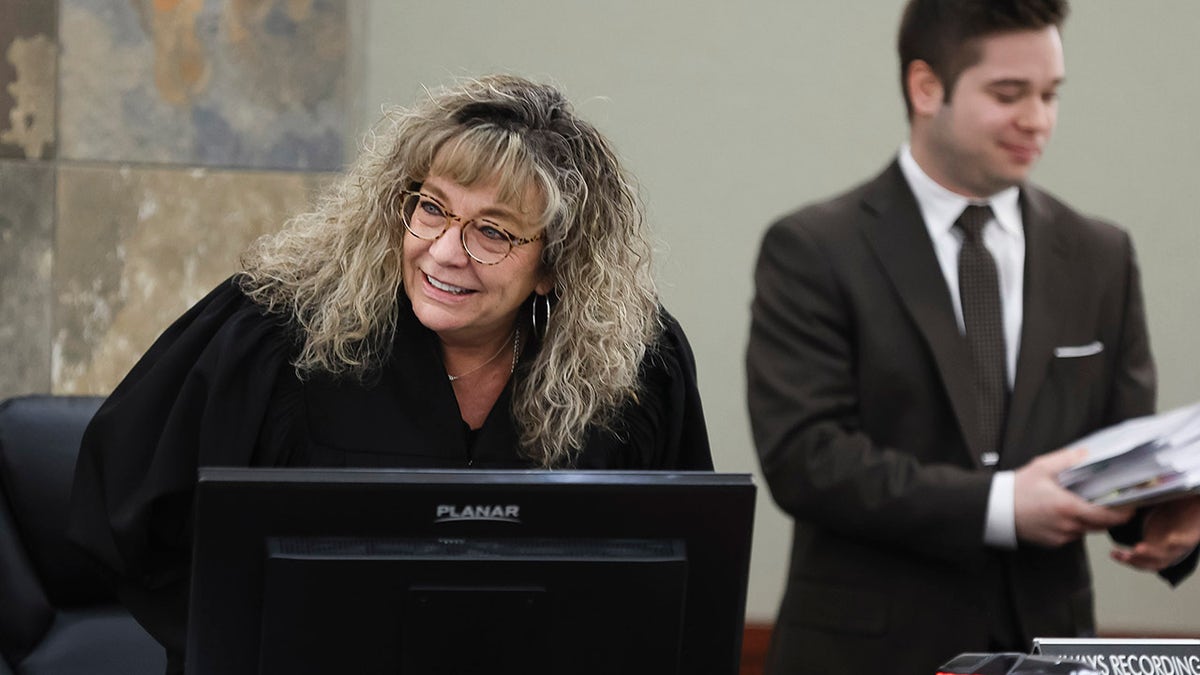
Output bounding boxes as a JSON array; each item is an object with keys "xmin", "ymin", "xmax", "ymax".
[
  {"xmin": 858, "ymin": 163, "xmax": 984, "ymax": 465},
  {"xmin": 1002, "ymin": 188, "xmax": 1069, "ymax": 463}
]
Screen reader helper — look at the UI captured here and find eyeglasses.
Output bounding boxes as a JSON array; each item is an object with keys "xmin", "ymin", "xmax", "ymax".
[{"xmin": 399, "ymin": 189, "xmax": 543, "ymax": 265}]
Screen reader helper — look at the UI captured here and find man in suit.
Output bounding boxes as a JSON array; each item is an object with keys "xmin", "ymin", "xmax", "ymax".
[{"xmin": 746, "ymin": 2, "xmax": 1200, "ymax": 674}]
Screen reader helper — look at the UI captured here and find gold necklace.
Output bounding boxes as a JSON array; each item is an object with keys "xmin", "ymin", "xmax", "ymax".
[{"xmin": 447, "ymin": 328, "xmax": 517, "ymax": 382}]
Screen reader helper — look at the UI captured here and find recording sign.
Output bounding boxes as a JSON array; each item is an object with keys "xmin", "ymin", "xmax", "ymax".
[{"xmin": 1033, "ymin": 638, "xmax": 1200, "ymax": 675}]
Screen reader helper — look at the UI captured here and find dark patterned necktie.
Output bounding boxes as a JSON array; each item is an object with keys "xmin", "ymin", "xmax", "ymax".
[{"xmin": 956, "ymin": 204, "xmax": 1009, "ymax": 457}]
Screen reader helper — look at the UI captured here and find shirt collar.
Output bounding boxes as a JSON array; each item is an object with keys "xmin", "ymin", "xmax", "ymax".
[{"xmin": 898, "ymin": 143, "xmax": 1022, "ymax": 239}]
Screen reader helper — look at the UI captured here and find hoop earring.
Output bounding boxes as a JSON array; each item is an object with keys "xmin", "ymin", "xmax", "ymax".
[{"xmin": 531, "ymin": 293, "xmax": 551, "ymax": 339}]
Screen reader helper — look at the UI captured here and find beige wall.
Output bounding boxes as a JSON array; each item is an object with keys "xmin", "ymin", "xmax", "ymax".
[{"xmin": 362, "ymin": 1, "xmax": 1200, "ymax": 632}]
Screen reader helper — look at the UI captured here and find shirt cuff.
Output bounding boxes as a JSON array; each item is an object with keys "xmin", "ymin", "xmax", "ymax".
[{"xmin": 984, "ymin": 471, "xmax": 1017, "ymax": 549}]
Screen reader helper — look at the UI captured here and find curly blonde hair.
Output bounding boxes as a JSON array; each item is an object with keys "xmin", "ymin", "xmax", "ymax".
[{"xmin": 239, "ymin": 75, "xmax": 660, "ymax": 467}]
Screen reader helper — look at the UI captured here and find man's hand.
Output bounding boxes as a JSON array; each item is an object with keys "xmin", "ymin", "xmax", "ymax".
[
  {"xmin": 1014, "ymin": 447, "xmax": 1135, "ymax": 548},
  {"xmin": 1111, "ymin": 495, "xmax": 1200, "ymax": 572}
]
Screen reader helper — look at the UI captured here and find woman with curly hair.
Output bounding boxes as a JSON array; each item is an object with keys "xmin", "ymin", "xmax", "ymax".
[{"xmin": 68, "ymin": 74, "xmax": 712, "ymax": 670}]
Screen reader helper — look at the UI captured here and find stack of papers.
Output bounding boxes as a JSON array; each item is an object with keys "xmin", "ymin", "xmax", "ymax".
[{"xmin": 1058, "ymin": 401, "xmax": 1200, "ymax": 507}]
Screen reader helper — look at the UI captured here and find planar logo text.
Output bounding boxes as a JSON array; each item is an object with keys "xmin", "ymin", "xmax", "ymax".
[{"xmin": 434, "ymin": 504, "xmax": 521, "ymax": 524}]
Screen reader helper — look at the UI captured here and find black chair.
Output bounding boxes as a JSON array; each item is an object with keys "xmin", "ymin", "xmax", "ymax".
[{"xmin": 0, "ymin": 395, "xmax": 165, "ymax": 674}]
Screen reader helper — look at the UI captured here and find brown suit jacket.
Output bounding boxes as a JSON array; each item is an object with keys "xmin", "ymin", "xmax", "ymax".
[{"xmin": 747, "ymin": 160, "xmax": 1184, "ymax": 675}]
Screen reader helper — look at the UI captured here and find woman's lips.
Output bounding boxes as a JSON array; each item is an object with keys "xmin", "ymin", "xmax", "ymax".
[{"xmin": 425, "ymin": 272, "xmax": 474, "ymax": 296}]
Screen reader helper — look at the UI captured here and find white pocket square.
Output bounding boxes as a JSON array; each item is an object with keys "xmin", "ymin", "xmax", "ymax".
[{"xmin": 1054, "ymin": 341, "xmax": 1103, "ymax": 358}]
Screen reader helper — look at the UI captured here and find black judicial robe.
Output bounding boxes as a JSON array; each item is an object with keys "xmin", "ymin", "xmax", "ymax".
[{"xmin": 67, "ymin": 276, "xmax": 713, "ymax": 666}]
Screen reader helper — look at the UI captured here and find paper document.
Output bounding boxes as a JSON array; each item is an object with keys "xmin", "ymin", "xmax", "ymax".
[{"xmin": 1058, "ymin": 401, "xmax": 1200, "ymax": 507}]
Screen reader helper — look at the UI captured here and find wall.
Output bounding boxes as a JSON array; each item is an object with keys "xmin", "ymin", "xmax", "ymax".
[
  {"xmin": 0, "ymin": 0, "xmax": 353, "ymax": 400},
  {"xmin": 361, "ymin": 1, "xmax": 1200, "ymax": 632}
]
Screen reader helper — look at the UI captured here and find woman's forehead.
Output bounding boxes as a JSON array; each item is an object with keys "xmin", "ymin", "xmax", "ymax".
[{"xmin": 428, "ymin": 136, "xmax": 547, "ymax": 214}]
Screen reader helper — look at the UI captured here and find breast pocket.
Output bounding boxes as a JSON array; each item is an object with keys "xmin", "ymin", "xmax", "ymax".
[
  {"xmin": 1044, "ymin": 347, "xmax": 1108, "ymax": 438},
  {"xmin": 1049, "ymin": 345, "xmax": 1106, "ymax": 389},
  {"xmin": 1053, "ymin": 341, "xmax": 1103, "ymax": 359}
]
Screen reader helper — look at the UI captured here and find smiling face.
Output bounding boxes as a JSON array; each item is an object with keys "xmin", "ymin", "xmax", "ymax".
[
  {"xmin": 908, "ymin": 26, "xmax": 1065, "ymax": 198},
  {"xmin": 401, "ymin": 173, "xmax": 553, "ymax": 348}
]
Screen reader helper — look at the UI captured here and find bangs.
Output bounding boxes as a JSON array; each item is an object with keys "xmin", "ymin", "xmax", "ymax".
[{"xmin": 428, "ymin": 127, "xmax": 553, "ymax": 227}]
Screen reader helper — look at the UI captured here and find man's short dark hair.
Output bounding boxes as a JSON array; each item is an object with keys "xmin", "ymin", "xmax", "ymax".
[{"xmin": 897, "ymin": 0, "xmax": 1069, "ymax": 118}]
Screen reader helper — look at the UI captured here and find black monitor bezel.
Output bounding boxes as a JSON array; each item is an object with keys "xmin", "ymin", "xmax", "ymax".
[{"xmin": 185, "ymin": 468, "xmax": 755, "ymax": 675}]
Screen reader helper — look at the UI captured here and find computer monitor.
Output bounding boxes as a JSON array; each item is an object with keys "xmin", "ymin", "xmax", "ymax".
[{"xmin": 184, "ymin": 468, "xmax": 756, "ymax": 675}]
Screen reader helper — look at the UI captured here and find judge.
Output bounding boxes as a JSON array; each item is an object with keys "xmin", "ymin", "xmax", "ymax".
[{"xmin": 69, "ymin": 74, "xmax": 712, "ymax": 673}]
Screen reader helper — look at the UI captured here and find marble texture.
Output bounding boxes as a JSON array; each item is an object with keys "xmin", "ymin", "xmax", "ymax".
[
  {"xmin": 0, "ymin": 0, "xmax": 58, "ymax": 160},
  {"xmin": 53, "ymin": 164, "xmax": 331, "ymax": 394},
  {"xmin": 59, "ymin": 0, "xmax": 348, "ymax": 170},
  {"xmin": 0, "ymin": 161, "xmax": 55, "ymax": 397}
]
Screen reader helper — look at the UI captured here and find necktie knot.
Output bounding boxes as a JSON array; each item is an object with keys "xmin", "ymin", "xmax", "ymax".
[{"xmin": 956, "ymin": 204, "xmax": 993, "ymax": 242}]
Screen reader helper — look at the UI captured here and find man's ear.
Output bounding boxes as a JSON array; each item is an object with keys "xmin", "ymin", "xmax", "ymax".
[{"xmin": 907, "ymin": 60, "xmax": 945, "ymax": 118}]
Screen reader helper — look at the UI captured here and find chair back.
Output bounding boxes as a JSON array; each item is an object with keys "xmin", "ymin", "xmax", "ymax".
[{"xmin": 0, "ymin": 395, "xmax": 107, "ymax": 664}]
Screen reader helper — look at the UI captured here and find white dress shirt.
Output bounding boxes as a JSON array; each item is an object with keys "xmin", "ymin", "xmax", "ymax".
[{"xmin": 897, "ymin": 145, "xmax": 1022, "ymax": 549}]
